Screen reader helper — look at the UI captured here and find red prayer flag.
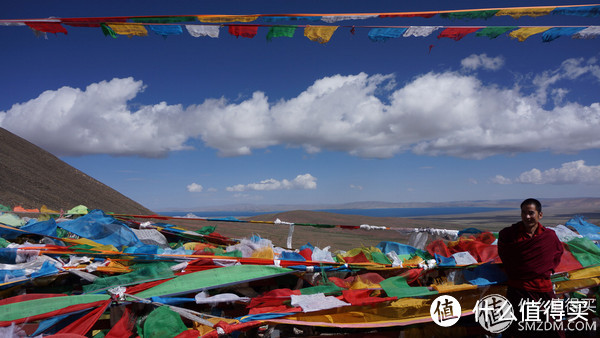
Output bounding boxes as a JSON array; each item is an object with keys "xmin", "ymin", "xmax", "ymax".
[
  {"xmin": 56, "ymin": 300, "xmax": 111, "ymax": 336},
  {"xmin": 105, "ymin": 306, "xmax": 136, "ymax": 338},
  {"xmin": 228, "ymin": 25, "xmax": 259, "ymax": 38},
  {"xmin": 61, "ymin": 18, "xmax": 128, "ymax": 27},
  {"xmin": 437, "ymin": 27, "xmax": 480, "ymax": 41},
  {"xmin": 25, "ymin": 22, "xmax": 68, "ymax": 34}
]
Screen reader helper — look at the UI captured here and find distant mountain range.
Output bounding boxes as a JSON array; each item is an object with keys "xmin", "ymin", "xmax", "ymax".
[
  {"xmin": 0, "ymin": 127, "xmax": 152, "ymax": 214},
  {"xmin": 161, "ymin": 197, "xmax": 600, "ymax": 213}
]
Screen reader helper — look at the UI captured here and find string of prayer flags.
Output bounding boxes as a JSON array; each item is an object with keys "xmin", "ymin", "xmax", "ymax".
[{"xmin": 5, "ymin": 4, "xmax": 600, "ymax": 44}]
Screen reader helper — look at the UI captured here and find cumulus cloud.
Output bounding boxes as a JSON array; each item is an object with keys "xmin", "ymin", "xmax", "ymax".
[
  {"xmin": 492, "ymin": 160, "xmax": 600, "ymax": 185},
  {"xmin": 491, "ymin": 175, "xmax": 512, "ymax": 185},
  {"xmin": 461, "ymin": 54, "xmax": 504, "ymax": 71},
  {"xmin": 226, "ymin": 174, "xmax": 317, "ymax": 192},
  {"xmin": 350, "ymin": 184, "xmax": 363, "ymax": 191},
  {"xmin": 516, "ymin": 160, "xmax": 600, "ymax": 184},
  {"xmin": 187, "ymin": 183, "xmax": 203, "ymax": 192},
  {"xmin": 1, "ymin": 57, "xmax": 599, "ymax": 159}
]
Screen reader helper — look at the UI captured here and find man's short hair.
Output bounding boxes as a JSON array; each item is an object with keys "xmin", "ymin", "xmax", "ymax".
[{"xmin": 521, "ymin": 198, "xmax": 542, "ymax": 212}]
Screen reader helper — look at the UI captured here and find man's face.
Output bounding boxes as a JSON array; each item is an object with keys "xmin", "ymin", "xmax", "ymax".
[{"xmin": 521, "ymin": 203, "xmax": 542, "ymax": 227}]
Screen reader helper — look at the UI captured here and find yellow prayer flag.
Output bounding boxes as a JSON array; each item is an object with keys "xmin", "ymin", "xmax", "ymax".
[
  {"xmin": 107, "ymin": 23, "xmax": 148, "ymax": 37},
  {"xmin": 495, "ymin": 7, "xmax": 556, "ymax": 19},
  {"xmin": 197, "ymin": 15, "xmax": 259, "ymax": 23},
  {"xmin": 508, "ymin": 27, "xmax": 550, "ymax": 42},
  {"xmin": 569, "ymin": 266, "xmax": 600, "ymax": 280},
  {"xmin": 304, "ymin": 25, "xmax": 338, "ymax": 44},
  {"xmin": 40, "ymin": 205, "xmax": 60, "ymax": 215}
]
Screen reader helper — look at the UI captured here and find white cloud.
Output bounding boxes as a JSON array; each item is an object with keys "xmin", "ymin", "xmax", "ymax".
[
  {"xmin": 515, "ymin": 160, "xmax": 600, "ymax": 184},
  {"xmin": 492, "ymin": 160, "xmax": 600, "ymax": 185},
  {"xmin": 1, "ymin": 57, "xmax": 599, "ymax": 160},
  {"xmin": 187, "ymin": 183, "xmax": 203, "ymax": 192},
  {"xmin": 533, "ymin": 57, "xmax": 600, "ymax": 103},
  {"xmin": 491, "ymin": 175, "xmax": 512, "ymax": 185},
  {"xmin": 350, "ymin": 184, "xmax": 363, "ymax": 191},
  {"xmin": 461, "ymin": 54, "xmax": 504, "ymax": 71},
  {"xmin": 226, "ymin": 173, "xmax": 317, "ymax": 192}
]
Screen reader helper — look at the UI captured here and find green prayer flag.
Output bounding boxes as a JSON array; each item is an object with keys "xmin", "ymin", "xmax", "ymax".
[
  {"xmin": 134, "ymin": 265, "xmax": 293, "ymax": 298},
  {"xmin": 0, "ymin": 294, "xmax": 110, "ymax": 322},
  {"xmin": 476, "ymin": 26, "xmax": 517, "ymax": 39},
  {"xmin": 440, "ymin": 10, "xmax": 500, "ymax": 20},
  {"xmin": 0, "ymin": 204, "xmax": 11, "ymax": 212},
  {"xmin": 83, "ymin": 262, "xmax": 175, "ymax": 293},
  {"xmin": 380, "ymin": 276, "xmax": 438, "ymax": 298},
  {"xmin": 567, "ymin": 237, "xmax": 600, "ymax": 267},
  {"xmin": 300, "ymin": 282, "xmax": 343, "ymax": 295},
  {"xmin": 371, "ymin": 251, "xmax": 392, "ymax": 265},
  {"xmin": 196, "ymin": 226, "xmax": 216, "ymax": 235},
  {"xmin": 143, "ymin": 306, "xmax": 188, "ymax": 338},
  {"xmin": 266, "ymin": 25, "xmax": 297, "ymax": 41}
]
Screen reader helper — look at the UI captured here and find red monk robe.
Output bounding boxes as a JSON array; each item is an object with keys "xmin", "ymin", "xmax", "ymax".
[{"xmin": 498, "ymin": 220, "xmax": 564, "ymax": 338}]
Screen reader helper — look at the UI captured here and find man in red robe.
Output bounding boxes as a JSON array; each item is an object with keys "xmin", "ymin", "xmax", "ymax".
[{"xmin": 498, "ymin": 198, "xmax": 564, "ymax": 337}]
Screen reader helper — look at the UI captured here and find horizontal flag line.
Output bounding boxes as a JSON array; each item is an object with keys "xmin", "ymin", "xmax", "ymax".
[{"xmin": 1, "ymin": 3, "xmax": 598, "ymax": 23}]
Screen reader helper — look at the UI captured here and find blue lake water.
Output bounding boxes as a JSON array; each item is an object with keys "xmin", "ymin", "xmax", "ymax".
[{"xmin": 162, "ymin": 207, "xmax": 514, "ymax": 219}]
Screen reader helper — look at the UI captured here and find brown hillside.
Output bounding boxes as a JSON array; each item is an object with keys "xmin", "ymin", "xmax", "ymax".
[{"xmin": 0, "ymin": 127, "xmax": 152, "ymax": 214}]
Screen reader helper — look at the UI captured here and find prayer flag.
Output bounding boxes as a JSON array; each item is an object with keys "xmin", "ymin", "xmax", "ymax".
[
  {"xmin": 368, "ymin": 27, "xmax": 408, "ymax": 42},
  {"xmin": 496, "ymin": 7, "xmax": 555, "ymax": 19},
  {"xmin": 199, "ymin": 15, "xmax": 259, "ymax": 23},
  {"xmin": 266, "ymin": 25, "xmax": 296, "ymax": 41},
  {"xmin": 107, "ymin": 23, "xmax": 148, "ymax": 37},
  {"xmin": 185, "ymin": 25, "xmax": 219, "ymax": 38},
  {"xmin": 304, "ymin": 25, "xmax": 337, "ymax": 43},
  {"xmin": 228, "ymin": 25, "xmax": 259, "ymax": 38},
  {"xmin": 25, "ymin": 22, "xmax": 67, "ymax": 34},
  {"xmin": 440, "ymin": 10, "xmax": 499, "ymax": 20},
  {"xmin": 476, "ymin": 26, "xmax": 517, "ymax": 39},
  {"xmin": 437, "ymin": 27, "xmax": 481, "ymax": 41},
  {"xmin": 508, "ymin": 27, "xmax": 551, "ymax": 42}
]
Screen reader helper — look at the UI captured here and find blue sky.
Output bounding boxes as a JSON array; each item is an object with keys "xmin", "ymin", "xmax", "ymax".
[{"xmin": 1, "ymin": 1, "xmax": 599, "ymax": 211}]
